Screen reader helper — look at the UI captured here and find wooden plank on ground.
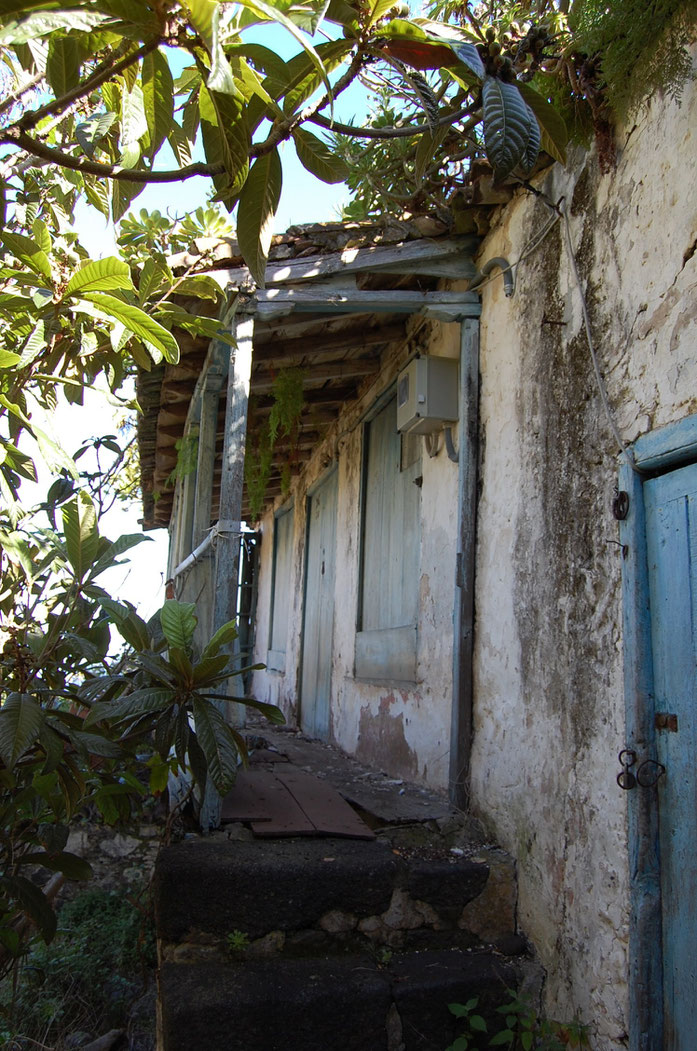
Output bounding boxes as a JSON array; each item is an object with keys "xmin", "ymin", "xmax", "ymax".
[
  {"xmin": 221, "ymin": 770, "xmax": 274, "ymax": 823},
  {"xmin": 275, "ymin": 769, "xmax": 375, "ymax": 840},
  {"xmin": 247, "ymin": 772, "xmax": 316, "ymax": 837}
]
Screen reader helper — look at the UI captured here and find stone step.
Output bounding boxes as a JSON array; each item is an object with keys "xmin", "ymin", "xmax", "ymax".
[
  {"xmin": 158, "ymin": 948, "xmax": 522, "ymax": 1051},
  {"xmin": 154, "ymin": 837, "xmax": 518, "ymax": 956}
]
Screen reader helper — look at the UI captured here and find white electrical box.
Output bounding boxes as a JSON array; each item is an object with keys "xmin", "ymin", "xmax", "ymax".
[{"xmin": 396, "ymin": 356, "xmax": 459, "ymax": 434}]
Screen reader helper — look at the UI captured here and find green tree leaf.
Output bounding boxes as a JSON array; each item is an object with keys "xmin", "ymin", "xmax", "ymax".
[
  {"xmin": 0, "ymin": 693, "xmax": 43, "ymax": 768},
  {"xmin": 64, "ymin": 256, "xmax": 133, "ymax": 297},
  {"xmin": 201, "ymin": 620, "xmax": 238, "ymax": 659},
  {"xmin": 85, "ymin": 688, "xmax": 174, "ymax": 728},
  {"xmin": 45, "ymin": 32, "xmax": 80, "ymax": 97},
  {"xmin": 80, "ymin": 292, "xmax": 180, "ymax": 363},
  {"xmin": 515, "ymin": 80, "xmax": 568, "ymax": 166},
  {"xmin": 0, "ymin": 231, "xmax": 52, "ymax": 281},
  {"xmin": 199, "ymin": 82, "xmax": 250, "ymax": 208},
  {"xmin": 237, "ymin": 147, "xmax": 282, "ymax": 287},
  {"xmin": 482, "ymin": 76, "xmax": 539, "ymax": 181},
  {"xmin": 0, "ymin": 349, "xmax": 21, "ymax": 368},
  {"xmin": 62, "ymin": 490, "xmax": 98, "ymax": 581},
  {"xmin": 160, "ymin": 599, "xmax": 198, "ymax": 651},
  {"xmin": 191, "ymin": 653, "xmax": 229, "ymax": 685},
  {"xmin": 449, "ymin": 40, "xmax": 485, "ymax": 82},
  {"xmin": 75, "ymin": 111, "xmax": 116, "ymax": 157},
  {"xmin": 17, "ymin": 319, "xmax": 45, "ymax": 367},
  {"xmin": 292, "ymin": 127, "xmax": 348, "ymax": 184},
  {"xmin": 142, "ymin": 47, "xmax": 174, "ymax": 158},
  {"xmin": 3, "ymin": 875, "xmax": 56, "ymax": 943},
  {"xmin": 20, "ymin": 851, "xmax": 93, "ymax": 880},
  {"xmin": 193, "ymin": 698, "xmax": 240, "ymax": 794}
]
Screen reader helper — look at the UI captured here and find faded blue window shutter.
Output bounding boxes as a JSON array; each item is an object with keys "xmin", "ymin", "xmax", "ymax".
[{"xmin": 356, "ymin": 396, "xmax": 421, "ymax": 680}]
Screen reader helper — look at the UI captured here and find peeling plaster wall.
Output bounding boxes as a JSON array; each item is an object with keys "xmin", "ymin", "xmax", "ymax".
[
  {"xmin": 249, "ymin": 60, "xmax": 696, "ymax": 1047},
  {"xmin": 251, "ymin": 318, "xmax": 461, "ymax": 790},
  {"xmin": 470, "ymin": 62, "xmax": 697, "ymax": 1048}
]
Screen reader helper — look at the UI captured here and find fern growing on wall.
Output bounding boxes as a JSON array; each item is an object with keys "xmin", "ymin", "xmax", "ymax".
[
  {"xmin": 245, "ymin": 369, "xmax": 305, "ymax": 520},
  {"xmin": 570, "ymin": 0, "xmax": 697, "ymax": 120}
]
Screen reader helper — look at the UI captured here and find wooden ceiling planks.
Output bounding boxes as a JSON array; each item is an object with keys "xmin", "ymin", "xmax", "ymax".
[{"xmin": 138, "ymin": 222, "xmax": 480, "ymax": 530}]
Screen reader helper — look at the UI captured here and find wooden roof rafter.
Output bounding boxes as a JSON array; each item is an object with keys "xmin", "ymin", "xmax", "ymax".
[{"xmin": 139, "ymin": 228, "xmax": 481, "ymax": 530}]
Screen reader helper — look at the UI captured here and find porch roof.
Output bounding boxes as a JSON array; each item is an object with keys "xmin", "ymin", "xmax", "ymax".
[{"xmin": 137, "ymin": 219, "xmax": 481, "ymax": 529}]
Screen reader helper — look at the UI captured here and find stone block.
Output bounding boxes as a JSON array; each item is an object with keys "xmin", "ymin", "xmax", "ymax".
[
  {"xmin": 155, "ymin": 838, "xmax": 398, "ymax": 941},
  {"xmin": 389, "ymin": 949, "xmax": 519, "ymax": 1051},
  {"xmin": 248, "ymin": 930, "xmax": 285, "ymax": 956},
  {"xmin": 159, "ymin": 957, "xmax": 392, "ymax": 1050},
  {"xmin": 407, "ymin": 857, "xmax": 489, "ymax": 909},
  {"xmin": 100, "ymin": 834, "xmax": 140, "ymax": 859},
  {"xmin": 382, "ymin": 890, "xmax": 425, "ymax": 931},
  {"xmin": 319, "ymin": 909, "xmax": 358, "ymax": 933},
  {"xmin": 458, "ymin": 850, "xmax": 516, "ymax": 942}
]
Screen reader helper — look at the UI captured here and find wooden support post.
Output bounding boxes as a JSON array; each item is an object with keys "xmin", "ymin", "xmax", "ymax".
[
  {"xmin": 193, "ymin": 368, "xmax": 224, "ymax": 546},
  {"xmin": 200, "ymin": 313, "xmax": 255, "ymax": 831},
  {"xmin": 450, "ymin": 317, "xmax": 480, "ymax": 809}
]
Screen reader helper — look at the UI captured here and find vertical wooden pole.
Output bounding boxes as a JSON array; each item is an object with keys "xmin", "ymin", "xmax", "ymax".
[
  {"xmin": 450, "ymin": 317, "xmax": 480, "ymax": 809},
  {"xmin": 193, "ymin": 368, "xmax": 224, "ymax": 547},
  {"xmin": 200, "ymin": 313, "xmax": 255, "ymax": 831}
]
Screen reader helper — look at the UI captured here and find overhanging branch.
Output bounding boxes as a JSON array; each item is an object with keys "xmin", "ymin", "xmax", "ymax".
[{"xmin": 310, "ymin": 100, "xmax": 479, "ymax": 139}]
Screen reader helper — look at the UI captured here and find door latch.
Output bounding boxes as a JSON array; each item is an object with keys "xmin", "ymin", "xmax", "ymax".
[{"xmin": 617, "ymin": 749, "xmax": 666, "ymax": 790}]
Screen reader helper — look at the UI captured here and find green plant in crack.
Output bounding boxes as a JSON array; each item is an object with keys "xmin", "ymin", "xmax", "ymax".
[{"xmin": 227, "ymin": 929, "xmax": 250, "ymax": 954}]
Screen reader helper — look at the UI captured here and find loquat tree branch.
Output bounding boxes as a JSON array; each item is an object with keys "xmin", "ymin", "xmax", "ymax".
[{"xmin": 17, "ymin": 38, "xmax": 163, "ymax": 132}]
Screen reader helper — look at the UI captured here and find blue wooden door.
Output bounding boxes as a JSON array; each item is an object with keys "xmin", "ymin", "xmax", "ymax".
[
  {"xmin": 644, "ymin": 463, "xmax": 697, "ymax": 1049},
  {"xmin": 300, "ymin": 469, "xmax": 338, "ymax": 740}
]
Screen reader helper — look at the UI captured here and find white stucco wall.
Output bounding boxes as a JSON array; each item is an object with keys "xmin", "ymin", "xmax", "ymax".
[
  {"xmin": 470, "ymin": 58, "xmax": 697, "ymax": 1048},
  {"xmin": 251, "ymin": 317, "xmax": 462, "ymax": 789},
  {"xmin": 249, "ymin": 56, "xmax": 696, "ymax": 1049}
]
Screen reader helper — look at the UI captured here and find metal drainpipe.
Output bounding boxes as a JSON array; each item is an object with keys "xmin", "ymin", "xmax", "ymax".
[{"xmin": 468, "ymin": 257, "xmax": 516, "ymax": 298}]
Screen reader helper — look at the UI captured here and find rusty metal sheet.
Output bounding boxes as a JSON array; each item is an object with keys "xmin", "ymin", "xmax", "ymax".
[{"xmin": 275, "ymin": 769, "xmax": 375, "ymax": 840}]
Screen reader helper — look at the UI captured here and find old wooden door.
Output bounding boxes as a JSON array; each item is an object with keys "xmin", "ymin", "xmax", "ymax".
[
  {"xmin": 300, "ymin": 469, "xmax": 338, "ymax": 740},
  {"xmin": 644, "ymin": 462, "xmax": 697, "ymax": 1050}
]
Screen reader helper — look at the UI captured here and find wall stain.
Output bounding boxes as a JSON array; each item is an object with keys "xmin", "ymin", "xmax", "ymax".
[{"xmin": 356, "ymin": 696, "xmax": 418, "ymax": 779}]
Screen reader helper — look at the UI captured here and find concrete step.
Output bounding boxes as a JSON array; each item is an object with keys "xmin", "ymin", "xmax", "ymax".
[
  {"xmin": 154, "ymin": 837, "xmax": 518, "ymax": 956},
  {"xmin": 158, "ymin": 948, "xmax": 521, "ymax": 1051}
]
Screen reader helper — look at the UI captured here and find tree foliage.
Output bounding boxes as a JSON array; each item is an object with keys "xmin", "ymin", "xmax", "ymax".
[
  {"xmin": 0, "ymin": 0, "xmax": 576, "ymax": 513},
  {"xmin": 0, "ymin": 486, "xmax": 282, "ymax": 975},
  {"xmin": 0, "ymin": 0, "xmax": 694, "ymax": 982}
]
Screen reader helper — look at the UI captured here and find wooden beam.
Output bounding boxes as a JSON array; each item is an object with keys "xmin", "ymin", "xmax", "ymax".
[
  {"xmin": 192, "ymin": 367, "xmax": 224, "ymax": 547},
  {"xmin": 251, "ymin": 360, "xmax": 378, "ymax": 394},
  {"xmin": 253, "ymin": 288, "xmax": 482, "ymax": 323},
  {"xmin": 251, "ymin": 322, "xmax": 405, "ymax": 366},
  {"xmin": 202, "ymin": 313, "xmax": 255, "ymax": 832},
  {"xmin": 211, "ymin": 236, "xmax": 479, "ymax": 289}
]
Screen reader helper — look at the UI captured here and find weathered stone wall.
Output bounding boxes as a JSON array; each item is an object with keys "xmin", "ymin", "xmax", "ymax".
[
  {"xmin": 251, "ymin": 52, "xmax": 697, "ymax": 1048},
  {"xmin": 470, "ymin": 55, "xmax": 697, "ymax": 1048}
]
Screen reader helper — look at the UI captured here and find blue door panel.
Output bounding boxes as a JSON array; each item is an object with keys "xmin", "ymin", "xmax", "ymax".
[
  {"xmin": 644, "ymin": 463, "xmax": 697, "ymax": 1050},
  {"xmin": 300, "ymin": 470, "xmax": 337, "ymax": 740}
]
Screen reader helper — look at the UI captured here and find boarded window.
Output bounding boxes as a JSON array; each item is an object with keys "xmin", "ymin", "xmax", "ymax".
[
  {"xmin": 356, "ymin": 396, "xmax": 421, "ymax": 681},
  {"xmin": 268, "ymin": 505, "xmax": 293, "ymax": 672}
]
